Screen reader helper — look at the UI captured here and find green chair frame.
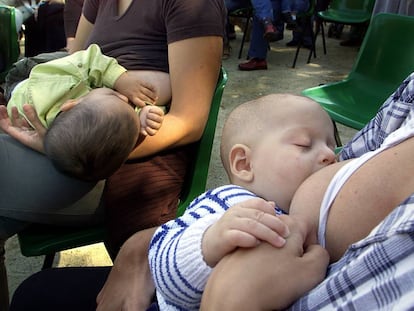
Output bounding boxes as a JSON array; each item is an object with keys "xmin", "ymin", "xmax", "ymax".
[
  {"xmin": 16, "ymin": 67, "xmax": 227, "ymax": 267},
  {"xmin": 302, "ymin": 13, "xmax": 414, "ymax": 145},
  {"xmin": 0, "ymin": 5, "xmax": 20, "ymax": 83},
  {"xmin": 314, "ymin": 0, "xmax": 376, "ymax": 56}
]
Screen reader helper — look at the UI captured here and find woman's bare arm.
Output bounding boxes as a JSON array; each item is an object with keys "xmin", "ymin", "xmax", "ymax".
[
  {"xmin": 127, "ymin": 36, "xmax": 223, "ymax": 159},
  {"xmin": 201, "ymin": 215, "xmax": 329, "ymax": 311}
]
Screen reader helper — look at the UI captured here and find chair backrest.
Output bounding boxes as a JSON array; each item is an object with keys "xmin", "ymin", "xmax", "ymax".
[
  {"xmin": 330, "ymin": 0, "xmax": 375, "ymax": 12},
  {"xmin": 320, "ymin": 0, "xmax": 375, "ymax": 23},
  {"xmin": 176, "ymin": 67, "xmax": 228, "ymax": 216},
  {"xmin": 348, "ymin": 13, "xmax": 414, "ymax": 104},
  {"xmin": 302, "ymin": 13, "xmax": 414, "ymax": 132},
  {"xmin": 0, "ymin": 5, "xmax": 20, "ymax": 82}
]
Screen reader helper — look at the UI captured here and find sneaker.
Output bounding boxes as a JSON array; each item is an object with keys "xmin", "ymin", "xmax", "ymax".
[{"xmin": 238, "ymin": 58, "xmax": 268, "ymax": 71}]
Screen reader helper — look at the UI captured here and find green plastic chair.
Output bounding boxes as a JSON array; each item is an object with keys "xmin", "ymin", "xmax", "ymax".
[
  {"xmin": 16, "ymin": 68, "xmax": 227, "ymax": 269},
  {"xmin": 302, "ymin": 13, "xmax": 414, "ymax": 145},
  {"xmin": 314, "ymin": 0, "xmax": 376, "ymax": 55},
  {"xmin": 0, "ymin": 5, "xmax": 20, "ymax": 83}
]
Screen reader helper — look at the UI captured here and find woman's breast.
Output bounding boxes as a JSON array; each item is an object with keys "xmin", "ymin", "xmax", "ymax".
[{"xmin": 127, "ymin": 70, "xmax": 172, "ymax": 106}]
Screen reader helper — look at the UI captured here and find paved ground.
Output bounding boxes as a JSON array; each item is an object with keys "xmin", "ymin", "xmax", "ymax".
[{"xmin": 5, "ymin": 26, "xmax": 360, "ymax": 299}]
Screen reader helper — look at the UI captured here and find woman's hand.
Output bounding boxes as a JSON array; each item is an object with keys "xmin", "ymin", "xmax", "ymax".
[
  {"xmin": 201, "ymin": 215, "xmax": 329, "ymax": 311},
  {"xmin": 0, "ymin": 104, "xmax": 46, "ymax": 153}
]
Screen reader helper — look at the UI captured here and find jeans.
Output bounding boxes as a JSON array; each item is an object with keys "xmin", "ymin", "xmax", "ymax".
[
  {"xmin": 281, "ymin": 0, "xmax": 309, "ymax": 13},
  {"xmin": 225, "ymin": 0, "xmax": 273, "ymax": 21},
  {"xmin": 247, "ymin": 0, "xmax": 311, "ymax": 59},
  {"xmin": 0, "ymin": 134, "xmax": 104, "ymax": 240}
]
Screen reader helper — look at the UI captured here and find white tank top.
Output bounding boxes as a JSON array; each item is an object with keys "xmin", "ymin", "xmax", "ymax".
[{"xmin": 318, "ymin": 118, "xmax": 414, "ymax": 246}]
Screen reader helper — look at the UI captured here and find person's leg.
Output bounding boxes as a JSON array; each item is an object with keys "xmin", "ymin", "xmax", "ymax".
[
  {"xmin": 39, "ymin": 3, "xmax": 66, "ymax": 53},
  {"xmin": 103, "ymin": 145, "xmax": 193, "ymax": 257},
  {"xmin": 250, "ymin": 0, "xmax": 280, "ymax": 41},
  {"xmin": 9, "ymin": 267, "xmax": 111, "ymax": 311},
  {"xmin": 96, "ymin": 228, "xmax": 158, "ymax": 311},
  {"xmin": 280, "ymin": 0, "xmax": 290, "ymax": 12},
  {"xmin": 288, "ymin": 0, "xmax": 312, "ymax": 47},
  {"xmin": 340, "ymin": 24, "xmax": 366, "ymax": 47},
  {"xmin": 224, "ymin": 0, "xmax": 248, "ymax": 59},
  {"xmin": 0, "ymin": 238, "xmax": 8, "ymax": 311},
  {"xmin": 23, "ymin": 14, "xmax": 44, "ymax": 57},
  {"xmin": 247, "ymin": 16, "xmax": 270, "ymax": 59},
  {"xmin": 271, "ymin": 0, "xmax": 285, "ymax": 34},
  {"xmin": 250, "ymin": 0, "xmax": 273, "ymax": 20},
  {"xmin": 238, "ymin": 15, "xmax": 271, "ymax": 70},
  {"xmin": 225, "ymin": 0, "xmax": 250, "ymax": 12},
  {"xmin": 0, "ymin": 134, "xmax": 103, "ymax": 240},
  {"xmin": 238, "ymin": 0, "xmax": 284, "ymax": 70}
]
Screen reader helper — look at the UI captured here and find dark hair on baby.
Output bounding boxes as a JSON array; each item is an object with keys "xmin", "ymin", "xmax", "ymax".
[{"xmin": 44, "ymin": 99, "xmax": 139, "ymax": 181}]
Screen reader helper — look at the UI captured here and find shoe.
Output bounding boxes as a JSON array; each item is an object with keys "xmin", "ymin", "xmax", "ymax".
[
  {"xmin": 282, "ymin": 12, "xmax": 297, "ymax": 31},
  {"xmin": 286, "ymin": 39, "xmax": 299, "ymax": 47},
  {"xmin": 286, "ymin": 40, "xmax": 312, "ymax": 49},
  {"xmin": 340, "ymin": 38, "xmax": 362, "ymax": 47},
  {"xmin": 263, "ymin": 23, "xmax": 280, "ymax": 42},
  {"xmin": 238, "ymin": 58, "xmax": 267, "ymax": 71}
]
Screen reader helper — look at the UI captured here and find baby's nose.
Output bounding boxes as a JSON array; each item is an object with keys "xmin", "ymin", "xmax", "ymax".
[{"xmin": 322, "ymin": 147, "xmax": 336, "ymax": 165}]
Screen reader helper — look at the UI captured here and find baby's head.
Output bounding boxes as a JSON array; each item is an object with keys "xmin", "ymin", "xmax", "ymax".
[
  {"xmin": 220, "ymin": 93, "xmax": 336, "ymax": 212},
  {"xmin": 44, "ymin": 88, "xmax": 140, "ymax": 181}
]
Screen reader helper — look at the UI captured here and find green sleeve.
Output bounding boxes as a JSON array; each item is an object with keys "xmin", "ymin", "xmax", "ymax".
[{"xmin": 7, "ymin": 44, "xmax": 126, "ymax": 127}]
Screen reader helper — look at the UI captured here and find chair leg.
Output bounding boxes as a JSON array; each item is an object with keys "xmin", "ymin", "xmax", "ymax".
[
  {"xmin": 41, "ymin": 253, "xmax": 56, "ymax": 270},
  {"xmin": 333, "ymin": 121, "xmax": 342, "ymax": 147},
  {"xmin": 238, "ymin": 14, "xmax": 251, "ymax": 59},
  {"xmin": 321, "ymin": 22, "xmax": 327, "ymax": 55},
  {"xmin": 292, "ymin": 44, "xmax": 301, "ymax": 68},
  {"xmin": 294, "ymin": 16, "xmax": 316, "ymax": 68},
  {"xmin": 309, "ymin": 20, "xmax": 319, "ymax": 62},
  {"xmin": 0, "ymin": 239, "xmax": 9, "ymax": 311},
  {"xmin": 307, "ymin": 18, "xmax": 317, "ymax": 64}
]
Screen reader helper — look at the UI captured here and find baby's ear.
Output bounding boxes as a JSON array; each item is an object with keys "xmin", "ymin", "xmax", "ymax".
[
  {"xmin": 229, "ymin": 144, "xmax": 254, "ymax": 182},
  {"xmin": 60, "ymin": 99, "xmax": 80, "ymax": 111}
]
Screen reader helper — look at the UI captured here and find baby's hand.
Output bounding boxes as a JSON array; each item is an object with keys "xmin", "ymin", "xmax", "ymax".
[
  {"xmin": 202, "ymin": 198, "xmax": 290, "ymax": 267},
  {"xmin": 114, "ymin": 72, "xmax": 158, "ymax": 108},
  {"xmin": 139, "ymin": 105, "xmax": 164, "ymax": 136}
]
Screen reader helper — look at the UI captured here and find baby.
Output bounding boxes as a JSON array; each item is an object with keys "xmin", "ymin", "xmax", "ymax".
[
  {"xmin": 2, "ymin": 44, "xmax": 166, "ymax": 181},
  {"xmin": 148, "ymin": 93, "xmax": 336, "ymax": 310}
]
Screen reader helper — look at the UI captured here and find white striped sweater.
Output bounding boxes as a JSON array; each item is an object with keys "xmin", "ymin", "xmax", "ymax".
[{"xmin": 149, "ymin": 184, "xmax": 285, "ymax": 310}]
